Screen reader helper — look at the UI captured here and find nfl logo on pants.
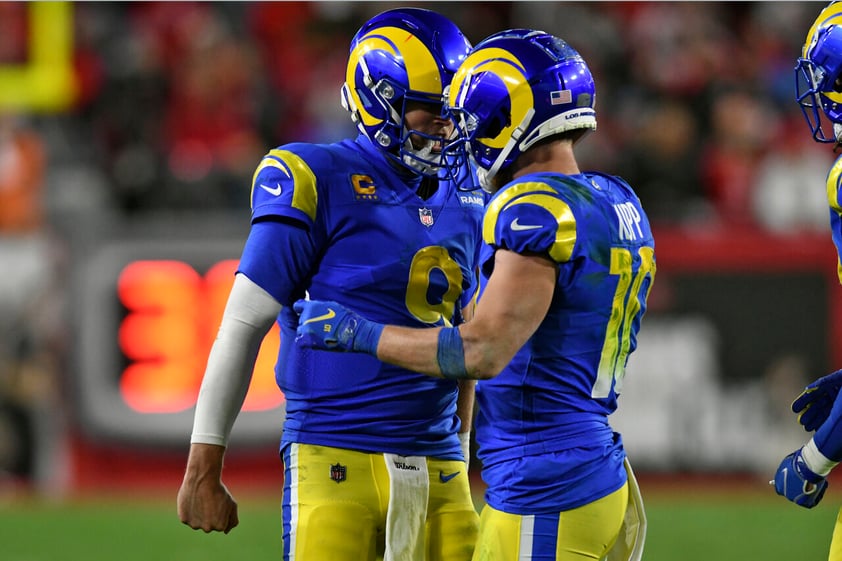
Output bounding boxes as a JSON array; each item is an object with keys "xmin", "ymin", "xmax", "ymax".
[{"xmin": 330, "ymin": 462, "xmax": 346, "ymax": 483}]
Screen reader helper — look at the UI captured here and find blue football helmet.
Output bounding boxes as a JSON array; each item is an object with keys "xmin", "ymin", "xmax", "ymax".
[
  {"xmin": 341, "ymin": 8, "xmax": 472, "ymax": 177},
  {"xmin": 447, "ymin": 29, "xmax": 596, "ymax": 191},
  {"xmin": 796, "ymin": 2, "xmax": 842, "ymax": 143}
]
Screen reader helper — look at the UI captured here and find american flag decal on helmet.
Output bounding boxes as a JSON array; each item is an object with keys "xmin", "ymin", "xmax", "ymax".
[
  {"xmin": 330, "ymin": 462, "xmax": 347, "ymax": 483},
  {"xmin": 419, "ymin": 208, "xmax": 434, "ymax": 227},
  {"xmin": 551, "ymin": 90, "xmax": 572, "ymax": 105}
]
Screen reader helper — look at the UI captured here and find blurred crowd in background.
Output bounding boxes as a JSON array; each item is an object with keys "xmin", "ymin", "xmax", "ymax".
[
  {"xmin": 2, "ymin": 1, "xmax": 832, "ymax": 227},
  {"xmin": 0, "ymin": 1, "xmax": 836, "ymax": 488}
]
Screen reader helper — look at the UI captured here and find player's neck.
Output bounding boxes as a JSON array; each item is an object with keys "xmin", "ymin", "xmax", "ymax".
[
  {"xmin": 416, "ymin": 176, "xmax": 438, "ymax": 200},
  {"xmin": 512, "ymin": 140, "xmax": 580, "ymax": 179}
]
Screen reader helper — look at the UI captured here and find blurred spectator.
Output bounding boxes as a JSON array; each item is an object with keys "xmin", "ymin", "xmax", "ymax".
[
  {"xmin": 0, "ymin": 2, "xmax": 27, "ymax": 64},
  {"xmin": 0, "ymin": 113, "xmax": 45, "ymax": 234},
  {"xmin": 157, "ymin": 4, "xmax": 265, "ymax": 209},
  {"xmin": 622, "ymin": 2, "xmax": 737, "ymax": 99},
  {"xmin": 614, "ymin": 98, "xmax": 712, "ymax": 226},
  {"xmin": 248, "ymin": 2, "xmax": 358, "ymax": 144},
  {"xmin": 0, "ymin": 234, "xmax": 66, "ymax": 492},
  {"xmin": 700, "ymin": 88, "xmax": 778, "ymax": 229},
  {"xmin": 751, "ymin": 116, "xmax": 835, "ymax": 234},
  {"xmin": 742, "ymin": 1, "xmax": 817, "ymax": 111},
  {"xmin": 71, "ymin": 3, "xmax": 268, "ymax": 213},
  {"xmin": 0, "ymin": 111, "xmax": 60, "ymax": 490}
]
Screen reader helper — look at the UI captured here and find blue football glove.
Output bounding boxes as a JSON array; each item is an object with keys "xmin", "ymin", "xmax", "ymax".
[
  {"xmin": 773, "ymin": 448, "xmax": 828, "ymax": 509},
  {"xmin": 792, "ymin": 369, "xmax": 842, "ymax": 432},
  {"xmin": 293, "ymin": 299, "xmax": 384, "ymax": 355}
]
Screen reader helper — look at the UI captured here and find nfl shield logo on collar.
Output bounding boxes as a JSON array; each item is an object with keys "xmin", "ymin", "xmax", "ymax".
[
  {"xmin": 330, "ymin": 462, "xmax": 346, "ymax": 483},
  {"xmin": 419, "ymin": 208, "xmax": 434, "ymax": 227}
]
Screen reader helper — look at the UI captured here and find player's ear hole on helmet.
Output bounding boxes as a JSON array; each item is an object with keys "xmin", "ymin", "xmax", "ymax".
[
  {"xmin": 834, "ymin": 76, "xmax": 842, "ymax": 93},
  {"xmin": 480, "ymin": 112, "xmax": 511, "ymax": 140},
  {"xmin": 470, "ymin": 102, "xmax": 511, "ymax": 141}
]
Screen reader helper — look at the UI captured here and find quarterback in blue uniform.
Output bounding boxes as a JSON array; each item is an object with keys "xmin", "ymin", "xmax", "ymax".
[
  {"xmin": 775, "ymin": 3, "xmax": 842, "ymax": 560},
  {"xmin": 177, "ymin": 8, "xmax": 483, "ymax": 561},
  {"xmin": 296, "ymin": 30, "xmax": 654, "ymax": 561}
]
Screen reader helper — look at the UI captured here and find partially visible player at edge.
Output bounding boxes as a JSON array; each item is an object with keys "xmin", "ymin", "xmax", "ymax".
[
  {"xmin": 295, "ymin": 29, "xmax": 654, "ymax": 561},
  {"xmin": 176, "ymin": 8, "xmax": 485, "ymax": 561},
  {"xmin": 774, "ymin": 3, "xmax": 842, "ymax": 560}
]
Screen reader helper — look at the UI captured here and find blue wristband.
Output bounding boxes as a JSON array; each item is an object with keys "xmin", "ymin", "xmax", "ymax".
[
  {"xmin": 350, "ymin": 317, "xmax": 385, "ymax": 355},
  {"xmin": 437, "ymin": 327, "xmax": 469, "ymax": 379}
]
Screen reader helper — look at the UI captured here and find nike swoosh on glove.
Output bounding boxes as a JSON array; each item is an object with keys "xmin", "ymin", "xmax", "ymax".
[
  {"xmin": 293, "ymin": 299, "xmax": 384, "ymax": 355},
  {"xmin": 773, "ymin": 448, "xmax": 828, "ymax": 509}
]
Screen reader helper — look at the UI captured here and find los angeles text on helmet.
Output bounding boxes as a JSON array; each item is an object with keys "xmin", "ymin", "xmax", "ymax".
[{"xmin": 565, "ymin": 110, "xmax": 596, "ymax": 120}]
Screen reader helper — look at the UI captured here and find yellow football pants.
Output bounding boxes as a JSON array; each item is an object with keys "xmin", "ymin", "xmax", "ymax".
[
  {"xmin": 471, "ymin": 483, "xmax": 628, "ymax": 561},
  {"xmin": 829, "ymin": 506, "xmax": 842, "ymax": 561},
  {"xmin": 282, "ymin": 443, "xmax": 478, "ymax": 561}
]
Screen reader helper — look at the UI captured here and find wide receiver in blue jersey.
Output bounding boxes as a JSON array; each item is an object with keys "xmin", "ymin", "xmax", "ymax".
[
  {"xmin": 775, "ymin": 3, "xmax": 842, "ymax": 560},
  {"xmin": 296, "ymin": 30, "xmax": 655, "ymax": 561},
  {"xmin": 176, "ymin": 8, "xmax": 484, "ymax": 561}
]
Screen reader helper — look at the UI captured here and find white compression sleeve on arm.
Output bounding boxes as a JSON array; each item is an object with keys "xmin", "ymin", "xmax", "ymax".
[{"xmin": 190, "ymin": 273, "xmax": 281, "ymax": 447}]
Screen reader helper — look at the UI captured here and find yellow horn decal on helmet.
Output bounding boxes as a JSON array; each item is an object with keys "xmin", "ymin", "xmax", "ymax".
[
  {"xmin": 804, "ymin": 2, "xmax": 842, "ymax": 57},
  {"xmin": 804, "ymin": 3, "xmax": 842, "ymax": 105},
  {"xmin": 347, "ymin": 27, "xmax": 441, "ymax": 128},
  {"xmin": 452, "ymin": 47, "xmax": 534, "ymax": 150}
]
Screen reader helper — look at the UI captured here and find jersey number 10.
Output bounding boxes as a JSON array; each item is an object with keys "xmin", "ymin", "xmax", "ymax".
[{"xmin": 593, "ymin": 246, "xmax": 656, "ymax": 398}]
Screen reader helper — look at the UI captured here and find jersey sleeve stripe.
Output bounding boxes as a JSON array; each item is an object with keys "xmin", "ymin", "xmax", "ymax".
[
  {"xmin": 482, "ymin": 182, "xmax": 556, "ymax": 242},
  {"xmin": 509, "ymin": 193, "xmax": 577, "ymax": 263},
  {"xmin": 482, "ymin": 181, "xmax": 577, "ymax": 263},
  {"xmin": 251, "ymin": 149, "xmax": 319, "ymax": 221}
]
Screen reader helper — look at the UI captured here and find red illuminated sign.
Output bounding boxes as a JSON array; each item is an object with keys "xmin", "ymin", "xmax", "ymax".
[{"xmin": 116, "ymin": 260, "xmax": 283, "ymax": 414}]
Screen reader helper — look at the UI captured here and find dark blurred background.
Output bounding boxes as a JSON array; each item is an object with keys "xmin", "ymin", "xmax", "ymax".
[{"xmin": 1, "ymin": 1, "xmax": 839, "ymax": 497}]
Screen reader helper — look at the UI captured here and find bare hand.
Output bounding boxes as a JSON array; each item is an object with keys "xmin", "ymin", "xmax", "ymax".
[{"xmin": 176, "ymin": 444, "xmax": 239, "ymax": 533}]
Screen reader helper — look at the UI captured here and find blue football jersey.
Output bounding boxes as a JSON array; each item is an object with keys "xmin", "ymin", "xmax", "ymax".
[
  {"xmin": 475, "ymin": 171, "xmax": 656, "ymax": 513},
  {"xmin": 826, "ymin": 154, "xmax": 842, "ymax": 283},
  {"xmin": 243, "ymin": 134, "xmax": 486, "ymax": 459}
]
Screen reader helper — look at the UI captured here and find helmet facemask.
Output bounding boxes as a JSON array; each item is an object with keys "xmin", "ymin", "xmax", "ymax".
[
  {"xmin": 797, "ymin": 23, "xmax": 842, "ymax": 143},
  {"xmin": 394, "ymin": 92, "xmax": 462, "ymax": 177},
  {"xmin": 796, "ymin": 57, "xmax": 842, "ymax": 143}
]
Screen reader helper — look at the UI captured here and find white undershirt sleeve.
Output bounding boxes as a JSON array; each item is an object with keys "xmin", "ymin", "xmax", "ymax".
[{"xmin": 190, "ymin": 272, "xmax": 282, "ymax": 447}]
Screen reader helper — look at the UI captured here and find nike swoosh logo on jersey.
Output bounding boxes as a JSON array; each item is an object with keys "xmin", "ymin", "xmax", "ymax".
[
  {"xmin": 510, "ymin": 218, "xmax": 543, "ymax": 231},
  {"xmin": 439, "ymin": 471, "xmax": 460, "ymax": 483},
  {"xmin": 303, "ymin": 308, "xmax": 336, "ymax": 324},
  {"xmin": 260, "ymin": 183, "xmax": 283, "ymax": 196}
]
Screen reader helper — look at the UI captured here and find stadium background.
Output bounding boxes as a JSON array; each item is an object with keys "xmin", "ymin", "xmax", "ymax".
[{"xmin": 1, "ymin": 2, "xmax": 841, "ymax": 560}]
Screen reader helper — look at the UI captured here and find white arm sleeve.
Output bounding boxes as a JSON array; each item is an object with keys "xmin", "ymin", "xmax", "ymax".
[{"xmin": 190, "ymin": 272, "xmax": 281, "ymax": 447}]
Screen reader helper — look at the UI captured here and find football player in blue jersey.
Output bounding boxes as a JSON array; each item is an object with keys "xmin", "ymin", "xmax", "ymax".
[
  {"xmin": 176, "ymin": 8, "xmax": 484, "ymax": 561},
  {"xmin": 774, "ymin": 3, "xmax": 842, "ymax": 559},
  {"xmin": 295, "ymin": 29, "xmax": 655, "ymax": 561}
]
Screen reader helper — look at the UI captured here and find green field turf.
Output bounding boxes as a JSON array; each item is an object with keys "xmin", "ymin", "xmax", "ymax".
[{"xmin": 0, "ymin": 481, "xmax": 838, "ymax": 561}]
